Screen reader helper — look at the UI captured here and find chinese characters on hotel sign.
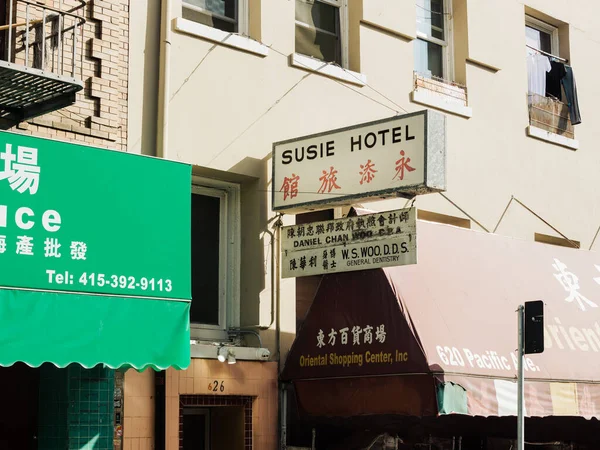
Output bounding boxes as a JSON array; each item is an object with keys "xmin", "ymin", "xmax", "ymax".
[
  {"xmin": 281, "ymin": 208, "xmax": 416, "ymax": 278},
  {"xmin": 0, "ymin": 131, "xmax": 191, "ymax": 300},
  {"xmin": 272, "ymin": 110, "xmax": 446, "ymax": 212}
]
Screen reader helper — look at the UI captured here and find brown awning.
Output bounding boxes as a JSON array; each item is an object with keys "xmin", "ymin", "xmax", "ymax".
[{"xmin": 282, "ymin": 220, "xmax": 600, "ymax": 420}]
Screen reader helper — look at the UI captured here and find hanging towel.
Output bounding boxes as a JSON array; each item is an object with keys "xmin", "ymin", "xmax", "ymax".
[
  {"xmin": 527, "ymin": 53, "xmax": 551, "ymax": 97},
  {"xmin": 562, "ymin": 65, "xmax": 582, "ymax": 125},
  {"xmin": 545, "ymin": 60, "xmax": 566, "ymax": 100}
]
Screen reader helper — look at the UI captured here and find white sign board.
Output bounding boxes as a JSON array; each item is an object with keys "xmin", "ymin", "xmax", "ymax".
[
  {"xmin": 281, "ymin": 208, "xmax": 417, "ymax": 278},
  {"xmin": 272, "ymin": 110, "xmax": 445, "ymax": 212}
]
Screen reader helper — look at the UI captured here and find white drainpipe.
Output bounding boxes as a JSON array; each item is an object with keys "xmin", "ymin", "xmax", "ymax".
[{"xmin": 157, "ymin": 0, "xmax": 172, "ymax": 159}]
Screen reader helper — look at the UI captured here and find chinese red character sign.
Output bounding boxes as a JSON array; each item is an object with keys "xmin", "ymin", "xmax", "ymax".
[
  {"xmin": 280, "ymin": 173, "xmax": 300, "ymax": 200},
  {"xmin": 359, "ymin": 159, "xmax": 377, "ymax": 185},
  {"xmin": 273, "ymin": 110, "xmax": 446, "ymax": 211},
  {"xmin": 317, "ymin": 166, "xmax": 341, "ymax": 194}
]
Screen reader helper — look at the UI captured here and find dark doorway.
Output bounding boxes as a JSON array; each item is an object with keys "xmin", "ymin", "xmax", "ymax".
[
  {"xmin": 154, "ymin": 371, "xmax": 166, "ymax": 450},
  {"xmin": 180, "ymin": 396, "xmax": 252, "ymax": 450},
  {"xmin": 183, "ymin": 408, "xmax": 210, "ymax": 450},
  {"xmin": 0, "ymin": 363, "xmax": 40, "ymax": 450}
]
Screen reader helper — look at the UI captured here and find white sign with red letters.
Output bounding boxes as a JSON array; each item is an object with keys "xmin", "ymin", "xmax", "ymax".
[{"xmin": 272, "ymin": 110, "xmax": 446, "ymax": 212}]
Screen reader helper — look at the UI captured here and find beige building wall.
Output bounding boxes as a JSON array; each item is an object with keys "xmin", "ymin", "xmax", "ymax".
[
  {"xmin": 127, "ymin": 0, "xmax": 600, "ymax": 446},
  {"xmin": 128, "ymin": 0, "xmax": 161, "ymax": 156},
  {"xmin": 165, "ymin": 360, "xmax": 278, "ymax": 450},
  {"xmin": 128, "ymin": 0, "xmax": 600, "ymax": 356}
]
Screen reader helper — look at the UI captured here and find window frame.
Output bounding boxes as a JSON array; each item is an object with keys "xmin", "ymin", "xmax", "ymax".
[
  {"xmin": 525, "ymin": 15, "xmax": 559, "ymax": 56},
  {"xmin": 190, "ymin": 178, "xmax": 241, "ymax": 341},
  {"xmin": 182, "ymin": 0, "xmax": 248, "ymax": 35},
  {"xmin": 294, "ymin": 0, "xmax": 349, "ymax": 68},
  {"xmin": 415, "ymin": 0, "xmax": 454, "ymax": 81}
]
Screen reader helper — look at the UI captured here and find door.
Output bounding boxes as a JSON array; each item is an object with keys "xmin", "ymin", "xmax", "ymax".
[
  {"xmin": 183, "ymin": 408, "xmax": 210, "ymax": 450},
  {"xmin": 0, "ymin": 364, "xmax": 39, "ymax": 450}
]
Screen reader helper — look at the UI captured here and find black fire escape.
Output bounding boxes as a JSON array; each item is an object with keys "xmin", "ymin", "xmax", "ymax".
[{"xmin": 0, "ymin": 0, "xmax": 85, "ymax": 124}]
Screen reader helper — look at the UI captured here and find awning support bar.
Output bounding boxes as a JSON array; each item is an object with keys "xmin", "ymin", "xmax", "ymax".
[
  {"xmin": 517, "ymin": 305, "xmax": 525, "ymax": 450},
  {"xmin": 281, "ymin": 385, "xmax": 288, "ymax": 450}
]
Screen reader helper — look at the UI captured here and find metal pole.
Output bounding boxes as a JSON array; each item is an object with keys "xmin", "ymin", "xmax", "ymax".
[
  {"xmin": 517, "ymin": 305, "xmax": 525, "ymax": 450},
  {"xmin": 72, "ymin": 17, "xmax": 77, "ymax": 77},
  {"xmin": 79, "ymin": 17, "xmax": 83, "ymax": 79},
  {"xmin": 25, "ymin": 4, "xmax": 29, "ymax": 66},
  {"xmin": 281, "ymin": 386, "xmax": 287, "ymax": 450},
  {"xmin": 7, "ymin": 0, "xmax": 14, "ymax": 62},
  {"xmin": 58, "ymin": 0, "xmax": 63, "ymax": 74},
  {"xmin": 41, "ymin": 8, "xmax": 46, "ymax": 69}
]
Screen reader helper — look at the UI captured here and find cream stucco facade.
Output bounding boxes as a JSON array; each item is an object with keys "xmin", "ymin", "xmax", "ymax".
[{"xmin": 128, "ymin": 0, "xmax": 600, "ymax": 448}]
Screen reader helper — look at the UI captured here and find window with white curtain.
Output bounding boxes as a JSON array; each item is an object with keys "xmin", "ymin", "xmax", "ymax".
[
  {"xmin": 295, "ymin": 0, "xmax": 348, "ymax": 66},
  {"xmin": 183, "ymin": 0, "xmax": 246, "ymax": 34}
]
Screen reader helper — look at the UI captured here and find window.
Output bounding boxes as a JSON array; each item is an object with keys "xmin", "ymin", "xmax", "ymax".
[
  {"xmin": 191, "ymin": 181, "xmax": 240, "ymax": 339},
  {"xmin": 295, "ymin": 0, "xmax": 347, "ymax": 66},
  {"xmin": 525, "ymin": 16, "xmax": 559, "ymax": 102},
  {"xmin": 414, "ymin": 0, "xmax": 452, "ymax": 79},
  {"xmin": 524, "ymin": 15, "xmax": 578, "ymax": 145},
  {"xmin": 183, "ymin": 0, "xmax": 246, "ymax": 33},
  {"xmin": 411, "ymin": 0, "xmax": 470, "ymax": 116},
  {"xmin": 525, "ymin": 16, "xmax": 558, "ymax": 56}
]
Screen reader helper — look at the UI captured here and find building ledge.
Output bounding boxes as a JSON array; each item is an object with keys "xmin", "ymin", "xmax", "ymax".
[
  {"xmin": 527, "ymin": 125, "xmax": 579, "ymax": 150},
  {"xmin": 290, "ymin": 53, "xmax": 367, "ymax": 86},
  {"xmin": 173, "ymin": 17, "xmax": 269, "ymax": 57},
  {"xmin": 190, "ymin": 342, "xmax": 271, "ymax": 362},
  {"xmin": 466, "ymin": 57, "xmax": 501, "ymax": 73},
  {"xmin": 411, "ymin": 89, "xmax": 472, "ymax": 118},
  {"xmin": 360, "ymin": 19, "xmax": 416, "ymax": 41}
]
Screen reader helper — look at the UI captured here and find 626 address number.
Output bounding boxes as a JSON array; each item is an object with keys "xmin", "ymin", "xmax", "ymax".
[
  {"xmin": 78, "ymin": 273, "xmax": 173, "ymax": 292},
  {"xmin": 208, "ymin": 380, "xmax": 225, "ymax": 392}
]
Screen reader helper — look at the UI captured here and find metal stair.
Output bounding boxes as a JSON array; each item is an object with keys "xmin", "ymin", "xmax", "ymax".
[{"xmin": 0, "ymin": 0, "xmax": 85, "ymax": 123}]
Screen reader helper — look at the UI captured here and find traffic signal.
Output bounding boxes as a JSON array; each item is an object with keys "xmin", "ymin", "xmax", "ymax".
[{"xmin": 524, "ymin": 300, "xmax": 544, "ymax": 354}]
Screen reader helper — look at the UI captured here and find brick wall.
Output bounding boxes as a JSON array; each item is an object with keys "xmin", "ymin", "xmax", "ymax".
[
  {"xmin": 10, "ymin": 0, "xmax": 128, "ymax": 150},
  {"xmin": 123, "ymin": 369, "xmax": 155, "ymax": 450}
]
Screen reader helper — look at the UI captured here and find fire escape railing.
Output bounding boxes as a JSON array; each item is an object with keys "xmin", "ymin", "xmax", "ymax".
[
  {"xmin": 4, "ymin": 0, "xmax": 86, "ymax": 78},
  {"xmin": 0, "ymin": 0, "xmax": 86, "ymax": 123}
]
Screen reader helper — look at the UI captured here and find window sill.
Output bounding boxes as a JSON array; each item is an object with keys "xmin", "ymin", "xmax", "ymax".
[
  {"xmin": 411, "ymin": 89, "xmax": 472, "ymax": 118},
  {"xmin": 173, "ymin": 17, "xmax": 269, "ymax": 57},
  {"xmin": 527, "ymin": 126, "xmax": 579, "ymax": 150},
  {"xmin": 290, "ymin": 53, "xmax": 367, "ymax": 86}
]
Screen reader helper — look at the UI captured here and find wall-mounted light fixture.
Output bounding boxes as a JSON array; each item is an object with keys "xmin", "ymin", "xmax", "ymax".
[
  {"xmin": 217, "ymin": 346, "xmax": 237, "ymax": 365},
  {"xmin": 227, "ymin": 352, "xmax": 236, "ymax": 365},
  {"xmin": 217, "ymin": 346, "xmax": 228, "ymax": 363}
]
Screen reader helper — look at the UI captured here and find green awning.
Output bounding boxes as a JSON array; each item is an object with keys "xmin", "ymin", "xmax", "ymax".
[
  {"xmin": 0, "ymin": 130, "xmax": 192, "ymax": 371},
  {"xmin": 436, "ymin": 381, "xmax": 468, "ymax": 415},
  {"xmin": 0, "ymin": 288, "xmax": 190, "ymax": 370}
]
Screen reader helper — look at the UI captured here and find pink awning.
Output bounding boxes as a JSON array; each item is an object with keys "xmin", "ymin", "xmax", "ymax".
[
  {"xmin": 283, "ymin": 220, "xmax": 600, "ymax": 420},
  {"xmin": 388, "ymin": 220, "xmax": 600, "ymax": 382}
]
